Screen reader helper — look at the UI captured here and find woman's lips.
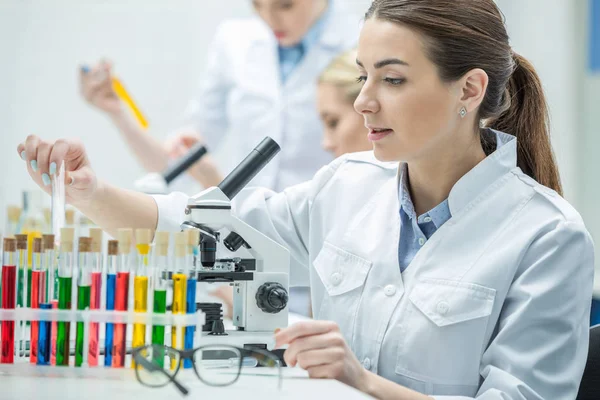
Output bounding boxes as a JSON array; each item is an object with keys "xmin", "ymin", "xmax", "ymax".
[{"xmin": 368, "ymin": 129, "xmax": 393, "ymax": 141}]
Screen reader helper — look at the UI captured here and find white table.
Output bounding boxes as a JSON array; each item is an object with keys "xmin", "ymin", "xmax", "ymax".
[{"xmin": 0, "ymin": 364, "xmax": 372, "ymax": 400}]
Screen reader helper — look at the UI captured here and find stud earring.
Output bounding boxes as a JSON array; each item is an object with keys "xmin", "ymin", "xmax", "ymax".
[{"xmin": 459, "ymin": 107, "xmax": 467, "ymax": 118}]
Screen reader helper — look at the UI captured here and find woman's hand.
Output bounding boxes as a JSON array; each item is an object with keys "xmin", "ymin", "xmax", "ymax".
[
  {"xmin": 17, "ymin": 135, "xmax": 99, "ymax": 208},
  {"xmin": 80, "ymin": 60, "xmax": 123, "ymax": 115},
  {"xmin": 164, "ymin": 131, "xmax": 224, "ymax": 187},
  {"xmin": 274, "ymin": 321, "xmax": 369, "ymax": 391},
  {"xmin": 164, "ymin": 131, "xmax": 204, "ymax": 159}
]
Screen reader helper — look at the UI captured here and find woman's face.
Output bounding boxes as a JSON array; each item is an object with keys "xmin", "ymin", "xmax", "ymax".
[
  {"xmin": 252, "ymin": 0, "xmax": 327, "ymax": 47},
  {"xmin": 354, "ymin": 18, "xmax": 463, "ymax": 162},
  {"xmin": 318, "ymin": 83, "xmax": 371, "ymax": 158}
]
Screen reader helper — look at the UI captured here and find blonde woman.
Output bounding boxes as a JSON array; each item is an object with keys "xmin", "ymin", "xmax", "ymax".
[{"xmin": 317, "ymin": 48, "xmax": 372, "ymax": 157}]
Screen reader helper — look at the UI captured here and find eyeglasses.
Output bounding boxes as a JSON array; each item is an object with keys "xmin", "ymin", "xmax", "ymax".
[{"xmin": 132, "ymin": 344, "xmax": 282, "ymax": 395}]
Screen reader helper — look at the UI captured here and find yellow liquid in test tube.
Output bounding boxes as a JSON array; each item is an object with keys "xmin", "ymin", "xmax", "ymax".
[
  {"xmin": 23, "ymin": 230, "xmax": 42, "ymax": 268},
  {"xmin": 171, "ymin": 273, "xmax": 187, "ymax": 370},
  {"xmin": 132, "ymin": 243, "xmax": 150, "ymax": 368},
  {"xmin": 112, "ymin": 77, "xmax": 149, "ymax": 129}
]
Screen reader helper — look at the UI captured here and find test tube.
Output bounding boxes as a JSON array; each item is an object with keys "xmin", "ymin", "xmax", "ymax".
[
  {"xmin": 151, "ymin": 232, "xmax": 169, "ymax": 367},
  {"xmin": 104, "ymin": 240, "xmax": 118, "ymax": 367},
  {"xmin": 47, "ymin": 234, "xmax": 60, "ymax": 365},
  {"xmin": 56, "ymin": 228, "xmax": 74, "ymax": 366},
  {"xmin": 113, "ymin": 229, "xmax": 132, "ymax": 368},
  {"xmin": 171, "ymin": 232, "xmax": 187, "ymax": 370},
  {"xmin": 132, "ymin": 229, "xmax": 151, "ymax": 367},
  {"xmin": 183, "ymin": 230, "xmax": 199, "ymax": 369},
  {"xmin": 75, "ymin": 237, "xmax": 92, "ymax": 367},
  {"xmin": 40, "ymin": 234, "xmax": 54, "ymax": 366},
  {"xmin": 88, "ymin": 228, "xmax": 103, "ymax": 366},
  {"xmin": 42, "ymin": 235, "xmax": 55, "ymax": 303},
  {"xmin": 30, "ymin": 237, "xmax": 46, "ymax": 364},
  {"xmin": 1, "ymin": 238, "xmax": 17, "ymax": 363},
  {"xmin": 37, "ymin": 303, "xmax": 52, "ymax": 365},
  {"xmin": 14, "ymin": 234, "xmax": 27, "ymax": 358}
]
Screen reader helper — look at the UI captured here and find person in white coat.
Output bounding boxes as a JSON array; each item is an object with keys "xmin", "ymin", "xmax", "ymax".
[
  {"xmin": 18, "ymin": 0, "xmax": 594, "ymax": 398},
  {"xmin": 79, "ymin": 0, "xmax": 360, "ymax": 192}
]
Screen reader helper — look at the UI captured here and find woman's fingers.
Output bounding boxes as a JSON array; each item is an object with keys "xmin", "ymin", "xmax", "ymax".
[
  {"xmin": 284, "ymin": 331, "xmax": 345, "ymax": 367},
  {"xmin": 24, "ymin": 134, "xmax": 41, "ymax": 173},
  {"xmin": 295, "ymin": 348, "xmax": 346, "ymax": 370},
  {"xmin": 36, "ymin": 140, "xmax": 52, "ymax": 186},
  {"xmin": 305, "ymin": 362, "xmax": 346, "ymax": 380},
  {"xmin": 274, "ymin": 320, "xmax": 339, "ymax": 348}
]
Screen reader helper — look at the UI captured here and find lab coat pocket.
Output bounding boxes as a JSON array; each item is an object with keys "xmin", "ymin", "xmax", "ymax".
[
  {"xmin": 313, "ymin": 242, "xmax": 372, "ymax": 344},
  {"xmin": 395, "ymin": 279, "xmax": 495, "ymax": 391}
]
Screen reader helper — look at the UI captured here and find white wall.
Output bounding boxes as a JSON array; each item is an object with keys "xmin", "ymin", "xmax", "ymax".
[
  {"xmin": 0, "ymin": 0, "xmax": 371, "ymax": 215},
  {"xmin": 577, "ymin": 0, "xmax": 600, "ymax": 289},
  {"xmin": 495, "ymin": 0, "xmax": 582, "ymax": 204}
]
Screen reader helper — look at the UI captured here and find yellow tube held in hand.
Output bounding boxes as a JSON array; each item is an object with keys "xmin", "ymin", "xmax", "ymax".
[{"xmin": 112, "ymin": 77, "xmax": 149, "ymax": 130}]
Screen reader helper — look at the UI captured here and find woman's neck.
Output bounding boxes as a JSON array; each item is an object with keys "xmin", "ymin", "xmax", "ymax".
[{"xmin": 407, "ymin": 131, "xmax": 487, "ymax": 216}]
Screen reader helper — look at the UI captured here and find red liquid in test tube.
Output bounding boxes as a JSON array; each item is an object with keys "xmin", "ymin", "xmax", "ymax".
[
  {"xmin": 112, "ymin": 271, "xmax": 130, "ymax": 368},
  {"xmin": 88, "ymin": 271, "xmax": 102, "ymax": 366},
  {"xmin": 1, "ymin": 265, "xmax": 17, "ymax": 363}
]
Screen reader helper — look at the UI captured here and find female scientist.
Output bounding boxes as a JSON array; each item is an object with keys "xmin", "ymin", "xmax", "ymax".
[
  {"xmin": 80, "ymin": 0, "xmax": 359, "ymax": 190},
  {"xmin": 18, "ymin": 0, "xmax": 594, "ymax": 398},
  {"xmin": 318, "ymin": 48, "xmax": 372, "ymax": 158}
]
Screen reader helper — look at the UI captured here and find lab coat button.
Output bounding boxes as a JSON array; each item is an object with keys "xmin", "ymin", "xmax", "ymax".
[
  {"xmin": 363, "ymin": 358, "xmax": 371, "ymax": 370},
  {"xmin": 384, "ymin": 285, "xmax": 396, "ymax": 297},
  {"xmin": 437, "ymin": 301, "xmax": 450, "ymax": 315},
  {"xmin": 330, "ymin": 272, "xmax": 342, "ymax": 286}
]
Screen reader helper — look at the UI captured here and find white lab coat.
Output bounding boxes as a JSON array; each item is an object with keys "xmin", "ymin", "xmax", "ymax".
[
  {"xmin": 170, "ymin": 0, "xmax": 360, "ymax": 194},
  {"xmin": 153, "ymin": 130, "xmax": 594, "ymax": 399}
]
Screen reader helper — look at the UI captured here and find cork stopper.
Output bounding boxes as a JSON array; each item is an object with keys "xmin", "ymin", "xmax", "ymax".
[
  {"xmin": 33, "ymin": 237, "xmax": 42, "ymax": 253},
  {"xmin": 60, "ymin": 227, "xmax": 74, "ymax": 252},
  {"xmin": 174, "ymin": 232, "xmax": 187, "ymax": 258},
  {"xmin": 89, "ymin": 228, "xmax": 103, "ymax": 253},
  {"xmin": 108, "ymin": 240, "xmax": 119, "ymax": 256},
  {"xmin": 42, "ymin": 234, "xmax": 55, "ymax": 251},
  {"xmin": 135, "ymin": 228, "xmax": 152, "ymax": 245},
  {"xmin": 3, "ymin": 237, "xmax": 16, "ymax": 252},
  {"xmin": 154, "ymin": 231, "xmax": 170, "ymax": 257},
  {"xmin": 7, "ymin": 206, "xmax": 22, "ymax": 223},
  {"xmin": 186, "ymin": 229, "xmax": 200, "ymax": 248},
  {"xmin": 78, "ymin": 237, "xmax": 92, "ymax": 253},
  {"xmin": 15, "ymin": 234, "xmax": 28, "ymax": 250},
  {"xmin": 65, "ymin": 209, "xmax": 75, "ymax": 225},
  {"xmin": 117, "ymin": 228, "xmax": 133, "ymax": 254}
]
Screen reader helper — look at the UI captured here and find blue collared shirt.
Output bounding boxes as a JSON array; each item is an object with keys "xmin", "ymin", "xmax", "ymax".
[
  {"xmin": 278, "ymin": 3, "xmax": 330, "ymax": 82},
  {"xmin": 398, "ymin": 163, "xmax": 452, "ymax": 272},
  {"xmin": 398, "ymin": 130, "xmax": 501, "ymax": 272}
]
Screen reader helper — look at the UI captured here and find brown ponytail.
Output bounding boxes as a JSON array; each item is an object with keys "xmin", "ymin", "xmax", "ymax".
[
  {"xmin": 487, "ymin": 52, "xmax": 562, "ymax": 195},
  {"xmin": 366, "ymin": 0, "xmax": 563, "ymax": 195}
]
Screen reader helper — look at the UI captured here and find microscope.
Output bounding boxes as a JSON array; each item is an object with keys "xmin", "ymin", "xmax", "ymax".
[{"xmin": 181, "ymin": 137, "xmax": 290, "ymax": 345}]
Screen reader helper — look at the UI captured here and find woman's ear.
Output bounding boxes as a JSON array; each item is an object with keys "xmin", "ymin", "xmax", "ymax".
[{"xmin": 460, "ymin": 68, "xmax": 489, "ymax": 113}]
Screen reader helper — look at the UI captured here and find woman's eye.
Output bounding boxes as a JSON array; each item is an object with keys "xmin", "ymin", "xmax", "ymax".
[
  {"xmin": 384, "ymin": 77, "xmax": 405, "ymax": 86},
  {"xmin": 327, "ymin": 120, "xmax": 339, "ymax": 129},
  {"xmin": 355, "ymin": 76, "xmax": 367, "ymax": 84}
]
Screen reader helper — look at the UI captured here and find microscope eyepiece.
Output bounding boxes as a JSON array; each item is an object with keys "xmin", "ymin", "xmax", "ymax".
[{"xmin": 218, "ymin": 137, "xmax": 280, "ymax": 200}]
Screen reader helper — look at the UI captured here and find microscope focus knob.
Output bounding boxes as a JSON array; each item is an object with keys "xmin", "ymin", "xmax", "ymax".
[{"xmin": 255, "ymin": 282, "xmax": 288, "ymax": 314}]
